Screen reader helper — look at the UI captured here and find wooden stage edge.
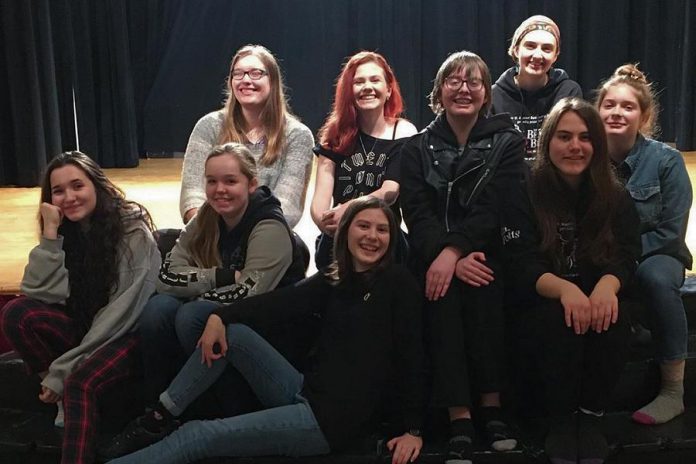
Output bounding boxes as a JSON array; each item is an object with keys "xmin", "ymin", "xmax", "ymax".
[{"xmin": 1, "ymin": 153, "xmax": 696, "ymax": 294}]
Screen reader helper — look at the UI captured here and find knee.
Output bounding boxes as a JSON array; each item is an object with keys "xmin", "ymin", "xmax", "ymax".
[
  {"xmin": 225, "ymin": 323, "xmax": 257, "ymax": 349},
  {"xmin": 174, "ymin": 303, "xmax": 215, "ymax": 350},
  {"xmin": 0, "ymin": 297, "xmax": 38, "ymax": 339},
  {"xmin": 139, "ymin": 295, "xmax": 181, "ymax": 337},
  {"xmin": 636, "ymin": 257, "xmax": 682, "ymax": 294}
]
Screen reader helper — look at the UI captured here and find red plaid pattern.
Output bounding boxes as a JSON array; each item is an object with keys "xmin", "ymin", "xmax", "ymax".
[
  {"xmin": 0, "ymin": 296, "xmax": 82, "ymax": 373},
  {"xmin": 0, "ymin": 297, "xmax": 141, "ymax": 464},
  {"xmin": 62, "ymin": 333, "xmax": 140, "ymax": 464}
]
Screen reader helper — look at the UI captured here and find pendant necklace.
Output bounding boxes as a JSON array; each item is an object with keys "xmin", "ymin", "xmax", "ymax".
[{"xmin": 358, "ymin": 132, "xmax": 378, "ymax": 158}]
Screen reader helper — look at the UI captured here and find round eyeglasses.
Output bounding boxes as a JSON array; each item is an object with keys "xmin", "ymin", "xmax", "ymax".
[
  {"xmin": 444, "ymin": 76, "xmax": 483, "ymax": 91},
  {"xmin": 231, "ymin": 68, "xmax": 268, "ymax": 81}
]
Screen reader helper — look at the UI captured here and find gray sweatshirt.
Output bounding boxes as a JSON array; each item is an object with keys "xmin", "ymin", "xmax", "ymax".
[
  {"xmin": 20, "ymin": 221, "xmax": 160, "ymax": 396},
  {"xmin": 179, "ymin": 111, "xmax": 314, "ymax": 228}
]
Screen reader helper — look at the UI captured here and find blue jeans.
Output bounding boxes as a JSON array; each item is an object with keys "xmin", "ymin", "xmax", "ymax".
[
  {"xmin": 110, "ymin": 324, "xmax": 330, "ymax": 464},
  {"xmin": 635, "ymin": 254, "xmax": 687, "ymax": 361},
  {"xmin": 139, "ymin": 294, "xmax": 219, "ymax": 402}
]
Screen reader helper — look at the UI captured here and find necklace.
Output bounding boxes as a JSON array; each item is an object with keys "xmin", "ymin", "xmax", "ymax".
[{"xmin": 358, "ymin": 133, "xmax": 378, "ymax": 158}]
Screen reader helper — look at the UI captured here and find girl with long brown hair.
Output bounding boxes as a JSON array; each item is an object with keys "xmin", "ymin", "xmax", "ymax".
[{"xmin": 504, "ymin": 98, "xmax": 641, "ymax": 463}]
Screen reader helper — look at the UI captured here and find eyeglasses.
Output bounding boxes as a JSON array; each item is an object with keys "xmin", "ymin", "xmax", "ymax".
[
  {"xmin": 231, "ymin": 68, "xmax": 268, "ymax": 80},
  {"xmin": 444, "ymin": 76, "xmax": 483, "ymax": 91}
]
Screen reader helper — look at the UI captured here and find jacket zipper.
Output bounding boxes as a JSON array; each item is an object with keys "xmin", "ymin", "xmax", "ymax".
[{"xmin": 445, "ymin": 159, "xmax": 485, "ymax": 232}]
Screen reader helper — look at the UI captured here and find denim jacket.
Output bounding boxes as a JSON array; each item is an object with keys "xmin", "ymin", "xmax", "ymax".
[{"xmin": 617, "ymin": 136, "xmax": 692, "ymax": 269}]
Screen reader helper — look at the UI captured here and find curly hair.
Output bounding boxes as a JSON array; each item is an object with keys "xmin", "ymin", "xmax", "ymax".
[
  {"xmin": 531, "ymin": 98, "xmax": 624, "ymax": 272},
  {"xmin": 318, "ymin": 51, "xmax": 406, "ymax": 155},
  {"xmin": 40, "ymin": 151, "xmax": 155, "ymax": 330}
]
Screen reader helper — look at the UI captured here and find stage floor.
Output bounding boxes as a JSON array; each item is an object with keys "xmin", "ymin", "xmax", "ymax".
[
  {"xmin": 0, "ymin": 158, "xmax": 320, "ymax": 293},
  {"xmin": 2, "ymin": 154, "xmax": 696, "ymax": 293}
]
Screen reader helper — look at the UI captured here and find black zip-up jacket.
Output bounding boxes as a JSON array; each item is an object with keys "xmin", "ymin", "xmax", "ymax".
[
  {"xmin": 490, "ymin": 67, "xmax": 582, "ymax": 160},
  {"xmin": 400, "ymin": 113, "xmax": 526, "ymax": 269}
]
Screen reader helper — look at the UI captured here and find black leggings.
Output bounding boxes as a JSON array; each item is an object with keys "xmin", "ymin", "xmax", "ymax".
[{"xmin": 536, "ymin": 298, "xmax": 631, "ymax": 415}]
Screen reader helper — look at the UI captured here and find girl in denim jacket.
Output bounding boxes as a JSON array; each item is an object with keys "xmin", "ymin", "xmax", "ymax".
[{"xmin": 597, "ymin": 64, "xmax": 693, "ymax": 425}]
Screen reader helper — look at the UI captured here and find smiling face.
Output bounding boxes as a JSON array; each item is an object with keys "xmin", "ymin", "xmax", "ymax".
[
  {"xmin": 231, "ymin": 54, "xmax": 271, "ymax": 109},
  {"xmin": 548, "ymin": 111, "xmax": 594, "ymax": 188},
  {"xmin": 347, "ymin": 208, "xmax": 391, "ymax": 272},
  {"xmin": 515, "ymin": 29, "xmax": 558, "ymax": 79},
  {"xmin": 205, "ymin": 154, "xmax": 257, "ymax": 226},
  {"xmin": 49, "ymin": 165, "xmax": 98, "ymax": 224},
  {"xmin": 440, "ymin": 65, "xmax": 487, "ymax": 120},
  {"xmin": 598, "ymin": 83, "xmax": 644, "ymax": 144},
  {"xmin": 352, "ymin": 61, "xmax": 392, "ymax": 115}
]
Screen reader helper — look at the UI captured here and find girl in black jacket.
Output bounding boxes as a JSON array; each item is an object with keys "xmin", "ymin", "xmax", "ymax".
[
  {"xmin": 400, "ymin": 50, "xmax": 526, "ymax": 463},
  {"xmin": 103, "ymin": 197, "xmax": 425, "ymax": 464},
  {"xmin": 503, "ymin": 98, "xmax": 640, "ymax": 464}
]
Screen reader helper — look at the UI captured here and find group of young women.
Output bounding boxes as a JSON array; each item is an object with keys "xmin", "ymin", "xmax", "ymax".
[{"xmin": 0, "ymin": 14, "xmax": 690, "ymax": 464}]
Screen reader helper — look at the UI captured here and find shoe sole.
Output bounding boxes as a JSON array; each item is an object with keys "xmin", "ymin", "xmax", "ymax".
[{"xmin": 491, "ymin": 438, "xmax": 517, "ymax": 451}]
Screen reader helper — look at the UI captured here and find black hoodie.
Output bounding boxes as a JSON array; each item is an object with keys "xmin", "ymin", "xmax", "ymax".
[
  {"xmin": 400, "ymin": 113, "xmax": 525, "ymax": 268},
  {"xmin": 490, "ymin": 67, "xmax": 582, "ymax": 161}
]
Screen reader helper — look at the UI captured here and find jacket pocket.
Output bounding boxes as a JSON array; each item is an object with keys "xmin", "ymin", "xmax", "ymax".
[{"xmin": 628, "ymin": 185, "xmax": 661, "ymax": 231}]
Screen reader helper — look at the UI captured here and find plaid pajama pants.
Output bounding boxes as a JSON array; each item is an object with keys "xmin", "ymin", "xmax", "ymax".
[{"xmin": 0, "ymin": 296, "xmax": 140, "ymax": 464}]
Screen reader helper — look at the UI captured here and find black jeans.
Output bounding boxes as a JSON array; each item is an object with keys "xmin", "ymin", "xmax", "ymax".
[{"xmin": 427, "ymin": 276, "xmax": 506, "ymax": 408}]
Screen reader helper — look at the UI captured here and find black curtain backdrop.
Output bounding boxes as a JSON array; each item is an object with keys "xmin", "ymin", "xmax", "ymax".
[{"xmin": 0, "ymin": 0, "xmax": 694, "ymax": 186}]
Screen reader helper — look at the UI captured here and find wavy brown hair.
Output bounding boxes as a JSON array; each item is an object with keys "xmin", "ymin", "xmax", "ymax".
[
  {"xmin": 40, "ymin": 151, "xmax": 155, "ymax": 330},
  {"xmin": 531, "ymin": 98, "xmax": 624, "ymax": 271},
  {"xmin": 188, "ymin": 143, "xmax": 258, "ymax": 267},
  {"xmin": 218, "ymin": 44, "xmax": 293, "ymax": 166}
]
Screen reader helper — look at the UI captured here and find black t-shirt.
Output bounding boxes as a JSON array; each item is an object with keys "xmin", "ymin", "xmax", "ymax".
[{"xmin": 313, "ymin": 131, "xmax": 407, "ymax": 223}]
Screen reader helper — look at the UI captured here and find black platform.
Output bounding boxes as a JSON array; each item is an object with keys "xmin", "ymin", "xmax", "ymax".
[{"xmin": 2, "ymin": 277, "xmax": 696, "ymax": 463}]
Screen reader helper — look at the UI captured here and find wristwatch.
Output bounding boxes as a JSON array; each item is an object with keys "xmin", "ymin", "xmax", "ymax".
[{"xmin": 408, "ymin": 428, "xmax": 422, "ymax": 437}]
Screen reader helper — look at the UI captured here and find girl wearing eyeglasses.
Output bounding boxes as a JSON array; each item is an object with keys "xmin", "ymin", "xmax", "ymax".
[
  {"xmin": 310, "ymin": 51, "xmax": 417, "ymax": 269},
  {"xmin": 490, "ymin": 15, "xmax": 582, "ymax": 162},
  {"xmin": 400, "ymin": 51, "xmax": 526, "ymax": 463},
  {"xmin": 180, "ymin": 45, "xmax": 314, "ymax": 229}
]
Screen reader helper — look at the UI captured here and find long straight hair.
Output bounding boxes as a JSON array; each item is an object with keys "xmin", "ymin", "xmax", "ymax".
[
  {"xmin": 218, "ymin": 44, "xmax": 292, "ymax": 166},
  {"xmin": 328, "ymin": 196, "xmax": 397, "ymax": 284},
  {"xmin": 531, "ymin": 98, "xmax": 623, "ymax": 270},
  {"xmin": 188, "ymin": 143, "xmax": 258, "ymax": 267},
  {"xmin": 318, "ymin": 51, "xmax": 405, "ymax": 155}
]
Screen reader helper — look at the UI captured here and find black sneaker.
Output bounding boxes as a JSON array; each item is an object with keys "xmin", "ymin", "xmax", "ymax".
[
  {"xmin": 97, "ymin": 414, "xmax": 178, "ymax": 460},
  {"xmin": 445, "ymin": 435, "xmax": 473, "ymax": 464}
]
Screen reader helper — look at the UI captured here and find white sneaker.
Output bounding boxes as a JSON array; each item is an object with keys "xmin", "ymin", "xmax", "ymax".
[{"xmin": 54, "ymin": 402, "xmax": 64, "ymax": 428}]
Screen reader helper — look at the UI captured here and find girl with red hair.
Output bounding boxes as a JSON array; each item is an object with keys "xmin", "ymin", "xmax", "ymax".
[{"xmin": 310, "ymin": 51, "xmax": 417, "ymax": 268}]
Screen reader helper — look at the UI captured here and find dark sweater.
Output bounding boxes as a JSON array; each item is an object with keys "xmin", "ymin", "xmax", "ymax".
[
  {"xmin": 490, "ymin": 67, "xmax": 582, "ymax": 161},
  {"xmin": 502, "ymin": 178, "xmax": 641, "ymax": 300},
  {"xmin": 212, "ymin": 264, "xmax": 425, "ymax": 452}
]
